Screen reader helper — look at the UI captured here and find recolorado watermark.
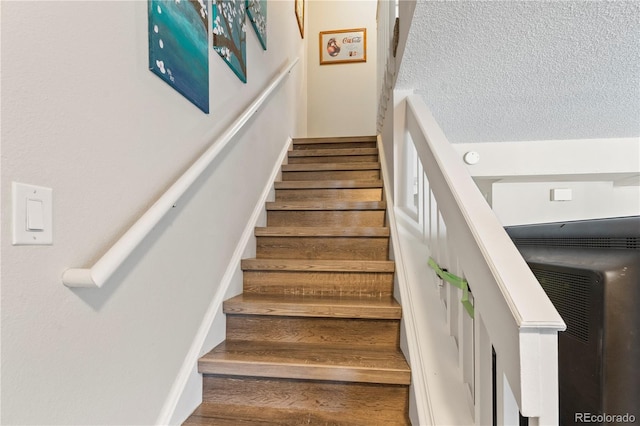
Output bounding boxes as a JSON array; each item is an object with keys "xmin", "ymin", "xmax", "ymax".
[{"xmin": 575, "ymin": 412, "xmax": 636, "ymax": 423}]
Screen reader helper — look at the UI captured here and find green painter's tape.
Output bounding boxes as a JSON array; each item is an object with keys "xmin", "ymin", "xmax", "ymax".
[
  {"xmin": 461, "ymin": 283, "xmax": 475, "ymax": 319},
  {"xmin": 428, "ymin": 257, "xmax": 474, "ymax": 319}
]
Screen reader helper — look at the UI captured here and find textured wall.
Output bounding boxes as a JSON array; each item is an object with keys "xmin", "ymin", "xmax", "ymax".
[{"xmin": 397, "ymin": 1, "xmax": 640, "ymax": 143}]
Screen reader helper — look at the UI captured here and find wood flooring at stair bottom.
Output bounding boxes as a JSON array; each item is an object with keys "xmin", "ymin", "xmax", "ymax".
[{"xmin": 183, "ymin": 375, "xmax": 409, "ymax": 425}]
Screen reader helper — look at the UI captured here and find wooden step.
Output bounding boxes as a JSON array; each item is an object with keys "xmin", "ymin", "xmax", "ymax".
[
  {"xmin": 266, "ymin": 200, "xmax": 385, "ymax": 211},
  {"xmin": 255, "ymin": 226, "xmax": 389, "ymax": 237},
  {"xmin": 256, "ymin": 226, "xmax": 389, "ymax": 260},
  {"xmin": 223, "ymin": 294, "xmax": 401, "ymax": 347},
  {"xmin": 241, "ymin": 258, "xmax": 395, "ymax": 273},
  {"xmin": 199, "ymin": 341, "xmax": 411, "ymax": 385},
  {"xmin": 275, "ymin": 179, "xmax": 383, "ymax": 202},
  {"xmin": 241, "ymin": 259, "xmax": 395, "ymax": 297},
  {"xmin": 282, "ymin": 162, "xmax": 380, "ymax": 181},
  {"xmin": 184, "ymin": 376, "xmax": 409, "ymax": 425},
  {"xmin": 275, "ymin": 179, "xmax": 383, "ymax": 189},
  {"xmin": 292, "ymin": 136, "xmax": 377, "ymax": 151},
  {"xmin": 266, "ymin": 200, "xmax": 386, "ymax": 227},
  {"xmin": 226, "ymin": 315, "xmax": 400, "ymax": 348},
  {"xmin": 287, "ymin": 147, "xmax": 378, "ymax": 164},
  {"xmin": 223, "ymin": 293, "xmax": 401, "ymax": 319}
]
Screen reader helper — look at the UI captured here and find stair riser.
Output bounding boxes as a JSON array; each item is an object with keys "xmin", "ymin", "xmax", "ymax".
[
  {"xmin": 293, "ymin": 142, "xmax": 377, "ymax": 150},
  {"xmin": 243, "ymin": 271, "xmax": 394, "ymax": 297},
  {"xmin": 288, "ymin": 155, "xmax": 379, "ymax": 164},
  {"xmin": 276, "ymin": 188, "xmax": 382, "ymax": 201},
  {"xmin": 256, "ymin": 236, "xmax": 389, "ymax": 260},
  {"xmin": 267, "ymin": 210, "xmax": 385, "ymax": 227},
  {"xmin": 200, "ymin": 376, "xmax": 409, "ymax": 424},
  {"xmin": 226, "ymin": 315, "xmax": 400, "ymax": 347}
]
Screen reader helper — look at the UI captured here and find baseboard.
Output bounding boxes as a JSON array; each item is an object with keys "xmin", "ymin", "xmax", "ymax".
[
  {"xmin": 155, "ymin": 136, "xmax": 294, "ymax": 426},
  {"xmin": 377, "ymin": 135, "xmax": 435, "ymax": 426}
]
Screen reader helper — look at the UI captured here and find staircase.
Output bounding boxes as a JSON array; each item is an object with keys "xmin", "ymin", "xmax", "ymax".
[{"xmin": 184, "ymin": 136, "xmax": 411, "ymax": 425}]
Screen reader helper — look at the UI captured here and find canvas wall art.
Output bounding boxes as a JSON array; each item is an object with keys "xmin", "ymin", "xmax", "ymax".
[
  {"xmin": 213, "ymin": 0, "xmax": 247, "ymax": 83},
  {"xmin": 247, "ymin": 0, "xmax": 267, "ymax": 50},
  {"xmin": 148, "ymin": 0, "xmax": 209, "ymax": 113}
]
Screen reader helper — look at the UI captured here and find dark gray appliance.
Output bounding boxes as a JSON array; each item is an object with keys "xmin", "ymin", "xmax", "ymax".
[{"xmin": 506, "ymin": 216, "xmax": 640, "ymax": 426}]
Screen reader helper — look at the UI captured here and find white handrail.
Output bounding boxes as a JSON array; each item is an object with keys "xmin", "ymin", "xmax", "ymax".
[
  {"xmin": 63, "ymin": 57, "xmax": 299, "ymax": 288},
  {"xmin": 400, "ymin": 94, "xmax": 566, "ymax": 423},
  {"xmin": 405, "ymin": 95, "xmax": 565, "ymax": 330}
]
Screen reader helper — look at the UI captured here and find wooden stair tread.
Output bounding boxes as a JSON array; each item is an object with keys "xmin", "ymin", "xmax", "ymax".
[
  {"xmin": 274, "ymin": 179, "xmax": 382, "ymax": 189},
  {"xmin": 288, "ymin": 147, "xmax": 378, "ymax": 157},
  {"xmin": 293, "ymin": 136, "xmax": 377, "ymax": 145},
  {"xmin": 184, "ymin": 402, "xmax": 409, "ymax": 425},
  {"xmin": 241, "ymin": 258, "xmax": 395, "ymax": 272},
  {"xmin": 255, "ymin": 226, "xmax": 389, "ymax": 237},
  {"xmin": 282, "ymin": 162, "xmax": 380, "ymax": 172},
  {"xmin": 199, "ymin": 341, "xmax": 411, "ymax": 385},
  {"xmin": 266, "ymin": 200, "xmax": 385, "ymax": 211},
  {"xmin": 223, "ymin": 294, "xmax": 401, "ymax": 319}
]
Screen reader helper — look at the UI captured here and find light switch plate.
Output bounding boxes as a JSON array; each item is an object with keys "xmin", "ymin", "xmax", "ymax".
[
  {"xmin": 12, "ymin": 182, "xmax": 53, "ymax": 245},
  {"xmin": 550, "ymin": 188, "xmax": 572, "ymax": 202}
]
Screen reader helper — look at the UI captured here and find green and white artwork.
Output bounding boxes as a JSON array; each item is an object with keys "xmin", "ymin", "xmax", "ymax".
[
  {"xmin": 148, "ymin": 0, "xmax": 209, "ymax": 113},
  {"xmin": 247, "ymin": 0, "xmax": 267, "ymax": 50},
  {"xmin": 213, "ymin": 0, "xmax": 247, "ymax": 82}
]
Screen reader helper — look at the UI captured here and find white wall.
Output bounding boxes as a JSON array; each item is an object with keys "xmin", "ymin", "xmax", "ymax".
[
  {"xmin": 307, "ymin": 0, "xmax": 377, "ymax": 137},
  {"xmin": 0, "ymin": 1, "xmax": 305, "ymax": 424},
  {"xmin": 491, "ymin": 180, "xmax": 640, "ymax": 226},
  {"xmin": 452, "ymin": 138, "xmax": 640, "ymax": 225}
]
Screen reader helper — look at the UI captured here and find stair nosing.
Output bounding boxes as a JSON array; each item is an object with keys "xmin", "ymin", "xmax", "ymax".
[
  {"xmin": 198, "ymin": 341, "xmax": 410, "ymax": 385},
  {"xmin": 223, "ymin": 294, "xmax": 401, "ymax": 319},
  {"xmin": 266, "ymin": 201, "xmax": 386, "ymax": 211},
  {"xmin": 274, "ymin": 179, "xmax": 383, "ymax": 189},
  {"xmin": 288, "ymin": 148, "xmax": 378, "ymax": 157},
  {"xmin": 282, "ymin": 162, "xmax": 380, "ymax": 172},
  {"xmin": 255, "ymin": 226, "xmax": 390, "ymax": 237},
  {"xmin": 241, "ymin": 258, "xmax": 395, "ymax": 273},
  {"xmin": 292, "ymin": 136, "xmax": 377, "ymax": 145}
]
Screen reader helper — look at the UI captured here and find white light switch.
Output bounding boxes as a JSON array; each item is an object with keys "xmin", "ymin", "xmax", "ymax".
[
  {"xmin": 26, "ymin": 199, "xmax": 45, "ymax": 231},
  {"xmin": 13, "ymin": 182, "xmax": 53, "ymax": 245}
]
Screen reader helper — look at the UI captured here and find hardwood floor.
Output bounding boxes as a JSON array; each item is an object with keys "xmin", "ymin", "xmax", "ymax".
[{"xmin": 183, "ymin": 136, "xmax": 411, "ymax": 425}]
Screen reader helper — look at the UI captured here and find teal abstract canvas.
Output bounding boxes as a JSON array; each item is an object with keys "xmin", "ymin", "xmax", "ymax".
[
  {"xmin": 247, "ymin": 0, "xmax": 267, "ymax": 50},
  {"xmin": 148, "ymin": 0, "xmax": 209, "ymax": 113},
  {"xmin": 213, "ymin": 0, "xmax": 247, "ymax": 83}
]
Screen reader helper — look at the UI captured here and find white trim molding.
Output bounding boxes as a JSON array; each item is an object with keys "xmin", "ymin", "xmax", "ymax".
[{"xmin": 155, "ymin": 137, "xmax": 294, "ymax": 426}]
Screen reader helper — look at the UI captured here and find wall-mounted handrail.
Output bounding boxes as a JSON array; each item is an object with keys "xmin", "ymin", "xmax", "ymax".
[{"xmin": 62, "ymin": 57, "xmax": 299, "ymax": 288}]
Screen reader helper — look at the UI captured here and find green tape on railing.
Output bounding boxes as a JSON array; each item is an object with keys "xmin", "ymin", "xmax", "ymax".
[
  {"xmin": 461, "ymin": 283, "xmax": 475, "ymax": 319},
  {"xmin": 428, "ymin": 257, "xmax": 474, "ymax": 319}
]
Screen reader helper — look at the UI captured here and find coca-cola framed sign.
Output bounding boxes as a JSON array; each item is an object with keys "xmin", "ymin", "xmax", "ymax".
[{"xmin": 319, "ymin": 28, "xmax": 366, "ymax": 65}]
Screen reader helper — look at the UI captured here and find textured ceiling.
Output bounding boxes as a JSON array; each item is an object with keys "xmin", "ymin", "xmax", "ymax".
[{"xmin": 396, "ymin": 1, "xmax": 640, "ymax": 143}]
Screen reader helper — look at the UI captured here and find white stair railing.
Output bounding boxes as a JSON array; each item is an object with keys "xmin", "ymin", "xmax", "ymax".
[{"xmin": 395, "ymin": 94, "xmax": 566, "ymax": 425}]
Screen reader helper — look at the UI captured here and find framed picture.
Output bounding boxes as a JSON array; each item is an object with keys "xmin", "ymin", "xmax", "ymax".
[
  {"xmin": 319, "ymin": 28, "xmax": 366, "ymax": 65},
  {"xmin": 295, "ymin": 0, "xmax": 304, "ymax": 39}
]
